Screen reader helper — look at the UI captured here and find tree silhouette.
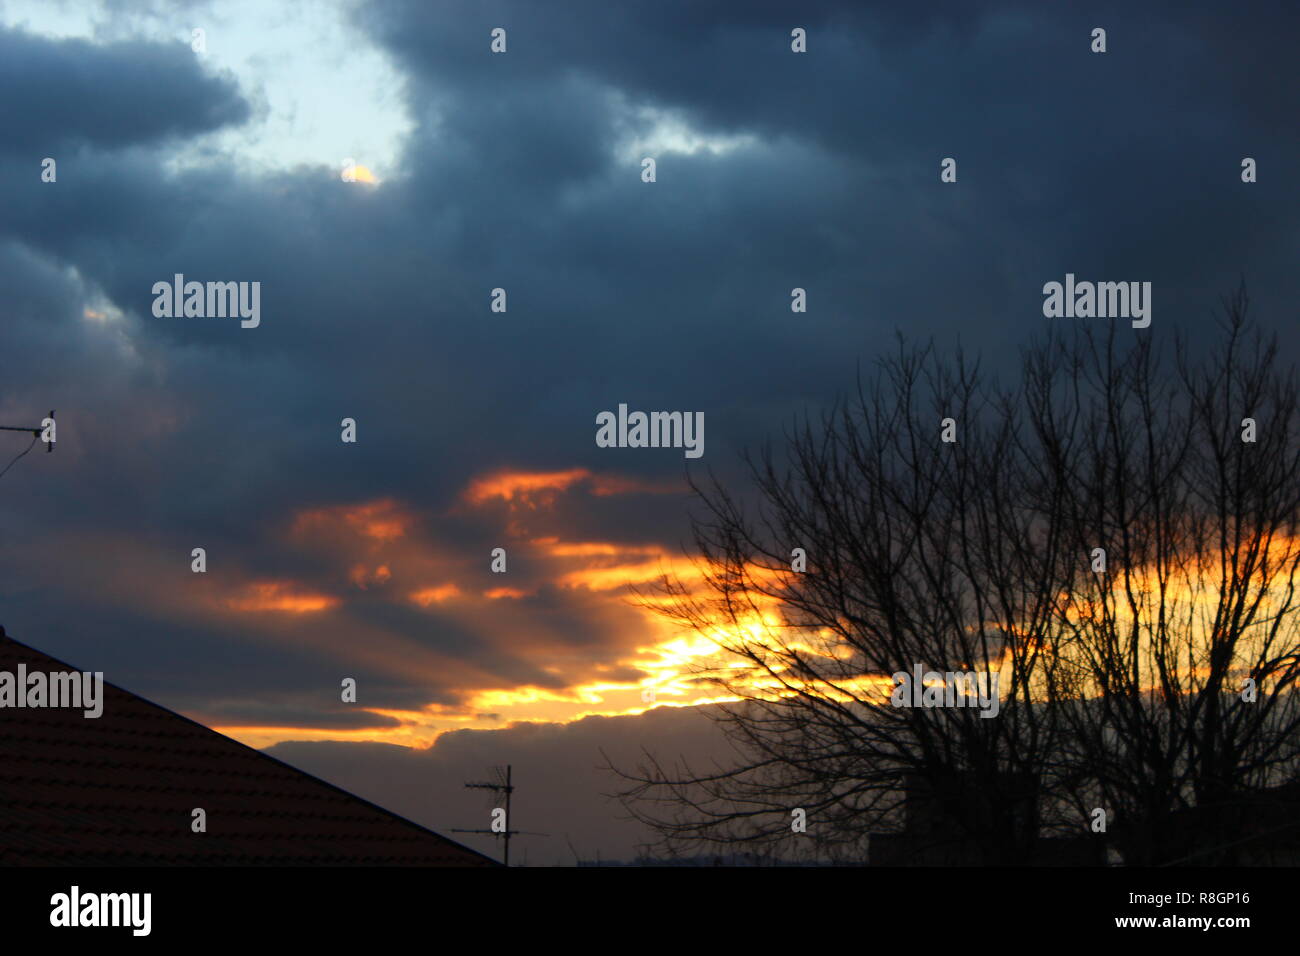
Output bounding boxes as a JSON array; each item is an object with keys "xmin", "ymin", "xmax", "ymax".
[{"xmin": 613, "ymin": 285, "xmax": 1300, "ymax": 865}]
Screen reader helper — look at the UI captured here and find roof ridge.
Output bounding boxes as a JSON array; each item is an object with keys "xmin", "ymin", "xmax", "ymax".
[{"xmin": 0, "ymin": 626, "xmax": 499, "ymax": 866}]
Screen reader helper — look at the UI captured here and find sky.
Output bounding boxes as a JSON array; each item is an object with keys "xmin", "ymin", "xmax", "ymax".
[{"xmin": 0, "ymin": 0, "xmax": 1297, "ymax": 863}]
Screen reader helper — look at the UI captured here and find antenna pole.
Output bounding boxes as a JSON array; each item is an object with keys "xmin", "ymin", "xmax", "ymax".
[
  {"xmin": 505, "ymin": 764, "xmax": 513, "ymax": 867},
  {"xmin": 0, "ymin": 409, "xmax": 54, "ymax": 452},
  {"xmin": 453, "ymin": 763, "xmax": 533, "ymax": 867}
]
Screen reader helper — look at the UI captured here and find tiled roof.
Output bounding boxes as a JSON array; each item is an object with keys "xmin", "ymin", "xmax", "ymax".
[{"xmin": 0, "ymin": 628, "xmax": 497, "ymax": 866}]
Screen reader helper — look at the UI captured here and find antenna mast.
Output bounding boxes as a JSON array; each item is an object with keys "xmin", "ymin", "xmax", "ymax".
[
  {"xmin": 452, "ymin": 764, "xmax": 517, "ymax": 866},
  {"xmin": 0, "ymin": 410, "xmax": 55, "ymax": 452}
]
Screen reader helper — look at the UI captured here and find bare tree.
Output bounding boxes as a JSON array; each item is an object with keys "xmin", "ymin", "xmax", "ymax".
[
  {"xmin": 1033, "ymin": 285, "xmax": 1300, "ymax": 864},
  {"xmin": 613, "ymin": 338, "xmax": 1075, "ymax": 863},
  {"xmin": 613, "ymin": 286, "xmax": 1300, "ymax": 865}
]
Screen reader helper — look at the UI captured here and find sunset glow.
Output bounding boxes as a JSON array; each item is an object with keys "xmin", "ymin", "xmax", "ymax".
[{"xmin": 224, "ymin": 580, "xmax": 341, "ymax": 613}]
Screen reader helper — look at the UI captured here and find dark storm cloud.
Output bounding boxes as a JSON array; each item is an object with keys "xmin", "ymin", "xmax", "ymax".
[
  {"xmin": 0, "ymin": 27, "xmax": 248, "ymax": 152},
  {"xmin": 0, "ymin": 0, "xmax": 1297, "ymax": 743}
]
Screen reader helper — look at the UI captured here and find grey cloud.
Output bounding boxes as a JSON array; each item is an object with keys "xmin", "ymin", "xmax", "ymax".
[
  {"xmin": 267, "ymin": 703, "xmax": 737, "ymax": 864},
  {"xmin": 0, "ymin": 27, "xmax": 249, "ymax": 153}
]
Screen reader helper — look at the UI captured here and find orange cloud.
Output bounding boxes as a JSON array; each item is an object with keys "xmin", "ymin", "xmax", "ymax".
[
  {"xmin": 225, "ymin": 580, "xmax": 340, "ymax": 613},
  {"xmin": 538, "ymin": 541, "xmax": 663, "ymax": 558},
  {"xmin": 202, "ymin": 491, "xmax": 783, "ymax": 745},
  {"xmin": 465, "ymin": 468, "xmax": 590, "ymax": 504},
  {"xmin": 293, "ymin": 498, "xmax": 413, "ymax": 542},
  {"xmin": 464, "ymin": 468, "xmax": 682, "ymax": 506},
  {"xmin": 350, "ymin": 563, "xmax": 392, "ymax": 589},
  {"xmin": 484, "ymin": 587, "xmax": 528, "ymax": 599},
  {"xmin": 410, "ymin": 584, "xmax": 462, "ymax": 606},
  {"xmin": 539, "ymin": 539, "xmax": 709, "ymax": 595}
]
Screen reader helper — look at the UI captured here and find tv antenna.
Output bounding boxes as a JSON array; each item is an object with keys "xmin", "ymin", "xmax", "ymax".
[
  {"xmin": 450, "ymin": 764, "xmax": 547, "ymax": 866},
  {"xmin": 0, "ymin": 409, "xmax": 55, "ymax": 479}
]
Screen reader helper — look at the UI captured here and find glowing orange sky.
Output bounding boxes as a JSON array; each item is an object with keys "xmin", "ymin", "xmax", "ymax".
[
  {"xmin": 196, "ymin": 466, "xmax": 1298, "ymax": 751},
  {"xmin": 207, "ymin": 468, "xmax": 749, "ymax": 749}
]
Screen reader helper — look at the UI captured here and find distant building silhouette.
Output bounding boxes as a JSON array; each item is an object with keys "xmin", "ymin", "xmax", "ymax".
[
  {"xmin": 870, "ymin": 769, "xmax": 1300, "ymax": 866},
  {"xmin": 871, "ymin": 771, "xmax": 1102, "ymax": 866}
]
